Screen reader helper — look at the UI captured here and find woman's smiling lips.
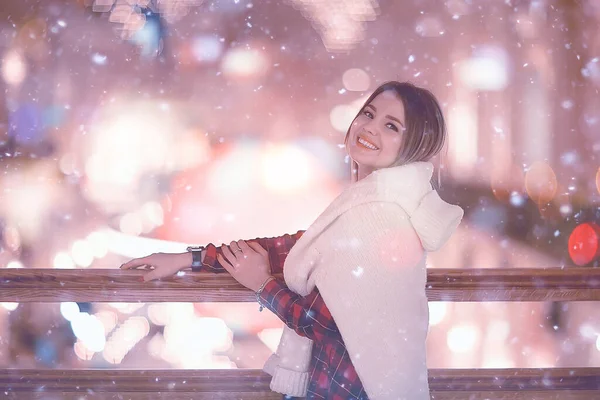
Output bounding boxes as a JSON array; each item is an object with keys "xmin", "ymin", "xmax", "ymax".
[{"xmin": 357, "ymin": 135, "xmax": 379, "ymax": 150}]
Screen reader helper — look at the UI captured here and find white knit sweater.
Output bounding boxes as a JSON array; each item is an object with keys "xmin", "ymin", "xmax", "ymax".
[{"xmin": 262, "ymin": 161, "xmax": 464, "ymax": 399}]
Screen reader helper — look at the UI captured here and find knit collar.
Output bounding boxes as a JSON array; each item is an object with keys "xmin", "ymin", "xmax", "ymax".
[{"xmin": 284, "ymin": 161, "xmax": 463, "ymax": 296}]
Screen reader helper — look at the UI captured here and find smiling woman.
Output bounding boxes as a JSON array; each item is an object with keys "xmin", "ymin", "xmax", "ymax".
[
  {"xmin": 122, "ymin": 81, "xmax": 462, "ymax": 399},
  {"xmin": 344, "ymin": 81, "xmax": 447, "ymax": 184}
]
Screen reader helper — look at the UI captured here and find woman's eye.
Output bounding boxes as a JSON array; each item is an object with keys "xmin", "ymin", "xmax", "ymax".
[
  {"xmin": 363, "ymin": 111, "xmax": 374, "ymax": 118},
  {"xmin": 386, "ymin": 123, "xmax": 399, "ymax": 132}
]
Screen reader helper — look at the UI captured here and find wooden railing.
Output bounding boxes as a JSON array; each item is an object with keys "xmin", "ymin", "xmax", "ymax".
[{"xmin": 1, "ymin": 268, "xmax": 599, "ymax": 399}]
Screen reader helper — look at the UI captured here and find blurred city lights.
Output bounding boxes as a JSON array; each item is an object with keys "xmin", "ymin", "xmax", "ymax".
[
  {"xmin": 53, "ymin": 251, "xmax": 76, "ymax": 269},
  {"xmin": 6, "ymin": 260, "xmax": 24, "ymax": 269},
  {"xmin": 1, "ymin": 49, "xmax": 27, "ymax": 86},
  {"xmin": 163, "ymin": 316, "xmax": 233, "ymax": 368},
  {"xmin": 524, "ymin": 161, "xmax": 558, "ymax": 205},
  {"xmin": 415, "ymin": 16, "xmax": 445, "ymax": 37},
  {"xmin": 3, "ymin": 224, "xmax": 21, "ymax": 253},
  {"xmin": 447, "ymin": 324, "xmax": 480, "ymax": 354},
  {"xmin": 71, "ymin": 312, "xmax": 107, "ymax": 352},
  {"xmin": 1, "ymin": 303, "xmax": 19, "ymax": 311},
  {"xmin": 342, "ymin": 68, "xmax": 370, "ymax": 92},
  {"xmin": 568, "ymin": 223, "xmax": 600, "ymax": 266},
  {"xmin": 108, "ymin": 302, "xmax": 146, "ymax": 315},
  {"xmin": 447, "ymin": 103, "xmax": 478, "ymax": 175},
  {"xmin": 86, "ymin": 231, "xmax": 110, "ymax": 259},
  {"xmin": 428, "ymin": 302, "xmax": 448, "ymax": 327},
  {"xmin": 329, "ymin": 95, "xmax": 366, "ymax": 133},
  {"xmin": 71, "ymin": 240, "xmax": 95, "ymax": 268},
  {"xmin": 221, "ymin": 47, "xmax": 270, "ymax": 79},
  {"xmin": 103, "ymin": 227, "xmax": 187, "ymax": 259},
  {"xmin": 104, "ymin": 316, "xmax": 150, "ymax": 364},
  {"xmin": 260, "ymin": 143, "xmax": 312, "ymax": 194},
  {"xmin": 459, "ymin": 46, "xmax": 509, "ymax": 91},
  {"xmin": 82, "ymin": 99, "xmax": 192, "ymax": 212},
  {"xmin": 0, "ymin": 163, "xmax": 59, "ymax": 242},
  {"xmin": 330, "ymin": 104, "xmax": 356, "ymax": 132},
  {"xmin": 0, "ymin": 0, "xmax": 597, "ymax": 375},
  {"xmin": 119, "ymin": 212, "xmax": 144, "ymax": 236},
  {"xmin": 191, "ymin": 35, "xmax": 224, "ymax": 63},
  {"xmin": 95, "ymin": 310, "xmax": 119, "ymax": 335},
  {"xmin": 74, "ymin": 340, "xmax": 96, "ymax": 361},
  {"xmin": 60, "ymin": 302, "xmax": 81, "ymax": 322}
]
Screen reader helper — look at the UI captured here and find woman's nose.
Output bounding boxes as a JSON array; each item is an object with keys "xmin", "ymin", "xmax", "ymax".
[{"xmin": 363, "ymin": 126, "xmax": 377, "ymax": 136}]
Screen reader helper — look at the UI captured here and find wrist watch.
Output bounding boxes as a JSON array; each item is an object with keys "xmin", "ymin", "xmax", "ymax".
[{"xmin": 186, "ymin": 245, "xmax": 206, "ymax": 270}]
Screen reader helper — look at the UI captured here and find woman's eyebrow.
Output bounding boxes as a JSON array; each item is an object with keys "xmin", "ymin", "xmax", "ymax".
[{"xmin": 365, "ymin": 104, "xmax": 405, "ymax": 127}]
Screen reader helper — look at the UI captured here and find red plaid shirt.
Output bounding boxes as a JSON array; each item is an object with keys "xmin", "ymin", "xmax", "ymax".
[{"xmin": 195, "ymin": 231, "xmax": 369, "ymax": 400}]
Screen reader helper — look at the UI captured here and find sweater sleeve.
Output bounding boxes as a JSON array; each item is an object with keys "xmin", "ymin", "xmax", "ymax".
[
  {"xmin": 192, "ymin": 230, "xmax": 305, "ymax": 274},
  {"xmin": 257, "ymin": 278, "xmax": 343, "ymax": 344},
  {"xmin": 315, "ymin": 202, "xmax": 431, "ymax": 400}
]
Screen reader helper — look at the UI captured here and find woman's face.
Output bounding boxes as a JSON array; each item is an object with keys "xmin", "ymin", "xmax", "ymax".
[{"xmin": 346, "ymin": 91, "xmax": 406, "ymax": 174}]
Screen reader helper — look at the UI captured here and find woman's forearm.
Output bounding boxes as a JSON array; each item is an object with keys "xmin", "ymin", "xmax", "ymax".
[{"xmin": 190, "ymin": 230, "xmax": 306, "ymax": 274}]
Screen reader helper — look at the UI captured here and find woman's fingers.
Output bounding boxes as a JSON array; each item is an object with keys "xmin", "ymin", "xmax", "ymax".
[
  {"xmin": 236, "ymin": 240, "xmax": 253, "ymax": 253},
  {"xmin": 246, "ymin": 241, "xmax": 267, "ymax": 257},
  {"xmin": 120, "ymin": 255, "xmax": 154, "ymax": 269},
  {"xmin": 216, "ymin": 253, "xmax": 235, "ymax": 274},
  {"xmin": 220, "ymin": 245, "xmax": 239, "ymax": 267}
]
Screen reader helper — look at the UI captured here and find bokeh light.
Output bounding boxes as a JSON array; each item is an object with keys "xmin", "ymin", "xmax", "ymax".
[
  {"xmin": 192, "ymin": 35, "xmax": 224, "ymax": 63},
  {"xmin": 103, "ymin": 316, "xmax": 150, "ymax": 364},
  {"xmin": 71, "ymin": 312, "xmax": 106, "ymax": 352},
  {"xmin": 260, "ymin": 143, "xmax": 312, "ymax": 194},
  {"xmin": 1, "ymin": 303, "xmax": 19, "ymax": 311},
  {"xmin": 415, "ymin": 16, "xmax": 445, "ymax": 37},
  {"xmin": 342, "ymin": 68, "xmax": 370, "ymax": 92},
  {"xmin": 53, "ymin": 252, "xmax": 76, "ymax": 269},
  {"xmin": 16, "ymin": 18, "xmax": 48, "ymax": 61},
  {"xmin": 221, "ymin": 47, "xmax": 269, "ymax": 79},
  {"xmin": 71, "ymin": 240, "xmax": 94, "ymax": 268},
  {"xmin": 490, "ymin": 163, "xmax": 526, "ymax": 203},
  {"xmin": 459, "ymin": 46, "xmax": 509, "ymax": 91},
  {"xmin": 568, "ymin": 223, "xmax": 600, "ymax": 266},
  {"xmin": 428, "ymin": 303, "xmax": 448, "ymax": 327},
  {"xmin": 60, "ymin": 302, "xmax": 81, "ymax": 322},
  {"xmin": 1, "ymin": 49, "xmax": 27, "ymax": 86},
  {"xmin": 0, "ymin": 0, "xmax": 598, "ymax": 376},
  {"xmin": 447, "ymin": 324, "xmax": 480, "ymax": 354},
  {"xmin": 524, "ymin": 161, "xmax": 558, "ymax": 205}
]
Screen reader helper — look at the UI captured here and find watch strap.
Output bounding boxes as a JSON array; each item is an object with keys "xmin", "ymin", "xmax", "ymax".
[{"xmin": 187, "ymin": 246, "xmax": 205, "ymax": 271}]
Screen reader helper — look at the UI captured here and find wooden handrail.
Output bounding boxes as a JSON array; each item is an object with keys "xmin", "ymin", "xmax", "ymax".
[
  {"xmin": 1, "ymin": 368, "xmax": 598, "ymax": 399},
  {"xmin": 0, "ymin": 268, "xmax": 599, "ymax": 302},
  {"xmin": 2, "ymin": 269, "xmax": 599, "ymax": 399}
]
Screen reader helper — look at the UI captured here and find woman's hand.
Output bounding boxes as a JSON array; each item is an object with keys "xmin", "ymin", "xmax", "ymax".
[
  {"xmin": 120, "ymin": 252, "xmax": 191, "ymax": 282},
  {"xmin": 217, "ymin": 240, "xmax": 273, "ymax": 292}
]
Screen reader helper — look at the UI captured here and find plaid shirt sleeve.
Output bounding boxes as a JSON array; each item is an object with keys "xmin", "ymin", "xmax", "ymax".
[
  {"xmin": 257, "ymin": 278, "xmax": 343, "ymax": 343},
  {"xmin": 191, "ymin": 230, "xmax": 306, "ymax": 273}
]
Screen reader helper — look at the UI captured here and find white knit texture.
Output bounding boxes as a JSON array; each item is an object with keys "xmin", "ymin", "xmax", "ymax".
[
  {"xmin": 265, "ymin": 162, "xmax": 463, "ymax": 399},
  {"xmin": 315, "ymin": 203, "xmax": 431, "ymax": 399}
]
